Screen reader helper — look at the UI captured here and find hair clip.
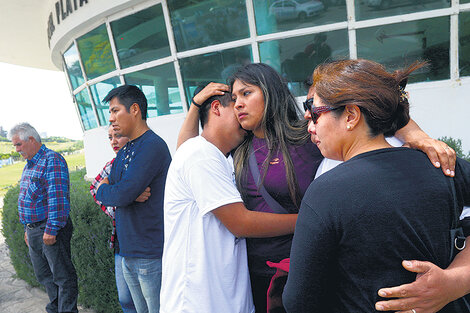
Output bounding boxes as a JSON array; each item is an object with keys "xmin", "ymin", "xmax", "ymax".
[{"xmin": 399, "ymin": 86, "xmax": 409, "ymax": 102}]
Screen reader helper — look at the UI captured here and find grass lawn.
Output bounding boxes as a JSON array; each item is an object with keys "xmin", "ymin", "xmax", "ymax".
[
  {"xmin": 0, "ymin": 152, "xmax": 85, "ymax": 198},
  {"xmin": 0, "ymin": 141, "xmax": 81, "ymax": 154}
]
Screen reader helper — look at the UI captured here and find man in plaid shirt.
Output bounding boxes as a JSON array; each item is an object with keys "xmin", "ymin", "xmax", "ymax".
[{"xmin": 11, "ymin": 123, "xmax": 78, "ymax": 313}]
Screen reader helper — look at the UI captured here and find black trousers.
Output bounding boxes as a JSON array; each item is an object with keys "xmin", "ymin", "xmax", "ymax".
[
  {"xmin": 26, "ymin": 218, "xmax": 78, "ymax": 313},
  {"xmin": 250, "ymin": 273, "xmax": 272, "ymax": 313}
]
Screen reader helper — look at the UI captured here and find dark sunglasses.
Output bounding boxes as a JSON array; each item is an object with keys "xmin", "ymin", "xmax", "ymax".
[
  {"xmin": 303, "ymin": 97, "xmax": 343, "ymax": 124},
  {"xmin": 303, "ymin": 97, "xmax": 314, "ymax": 113}
]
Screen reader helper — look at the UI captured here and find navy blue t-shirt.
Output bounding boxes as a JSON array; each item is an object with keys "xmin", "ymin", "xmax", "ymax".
[{"xmin": 96, "ymin": 130, "xmax": 171, "ymax": 258}]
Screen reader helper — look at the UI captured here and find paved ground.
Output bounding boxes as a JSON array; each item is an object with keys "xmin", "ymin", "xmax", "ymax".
[{"xmin": 0, "ymin": 218, "xmax": 94, "ymax": 313}]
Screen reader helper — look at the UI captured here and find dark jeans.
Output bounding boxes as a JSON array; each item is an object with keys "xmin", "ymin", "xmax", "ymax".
[
  {"xmin": 26, "ymin": 218, "xmax": 78, "ymax": 313},
  {"xmin": 250, "ymin": 273, "xmax": 272, "ymax": 313}
]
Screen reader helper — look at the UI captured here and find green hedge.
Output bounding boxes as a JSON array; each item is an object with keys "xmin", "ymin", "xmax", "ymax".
[
  {"xmin": 1, "ymin": 169, "xmax": 121, "ymax": 313},
  {"xmin": 438, "ymin": 136, "xmax": 470, "ymax": 162},
  {"xmin": 1, "ymin": 184, "xmax": 40, "ymax": 288}
]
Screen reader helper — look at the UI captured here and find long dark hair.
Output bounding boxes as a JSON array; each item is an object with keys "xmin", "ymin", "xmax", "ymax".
[{"xmin": 229, "ymin": 63, "xmax": 310, "ymax": 208}]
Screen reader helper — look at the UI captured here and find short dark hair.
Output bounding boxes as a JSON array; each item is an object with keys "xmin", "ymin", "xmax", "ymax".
[
  {"xmin": 194, "ymin": 85, "xmax": 232, "ymax": 128},
  {"xmin": 103, "ymin": 85, "xmax": 148, "ymax": 120},
  {"xmin": 312, "ymin": 59, "xmax": 426, "ymax": 137}
]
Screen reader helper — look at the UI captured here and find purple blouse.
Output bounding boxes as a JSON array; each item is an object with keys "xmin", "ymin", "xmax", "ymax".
[{"xmin": 244, "ymin": 137, "xmax": 323, "ymax": 276}]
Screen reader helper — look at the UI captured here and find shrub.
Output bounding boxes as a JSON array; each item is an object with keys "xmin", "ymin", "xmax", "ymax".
[
  {"xmin": 68, "ymin": 169, "xmax": 120, "ymax": 313},
  {"xmin": 1, "ymin": 169, "xmax": 121, "ymax": 313},
  {"xmin": 1, "ymin": 184, "xmax": 40, "ymax": 288},
  {"xmin": 438, "ymin": 136, "xmax": 470, "ymax": 162}
]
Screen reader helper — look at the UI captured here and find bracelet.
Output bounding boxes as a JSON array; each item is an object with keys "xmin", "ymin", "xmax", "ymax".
[{"xmin": 191, "ymin": 96, "xmax": 202, "ymax": 108}]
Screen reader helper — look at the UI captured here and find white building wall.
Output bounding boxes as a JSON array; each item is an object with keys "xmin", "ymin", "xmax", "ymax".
[
  {"xmin": 408, "ymin": 77, "xmax": 470, "ymax": 153},
  {"xmin": 84, "ymin": 112, "xmax": 185, "ymax": 179}
]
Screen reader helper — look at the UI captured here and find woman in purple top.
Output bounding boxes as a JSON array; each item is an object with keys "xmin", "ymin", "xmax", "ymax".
[{"xmin": 229, "ymin": 64, "xmax": 323, "ymax": 312}]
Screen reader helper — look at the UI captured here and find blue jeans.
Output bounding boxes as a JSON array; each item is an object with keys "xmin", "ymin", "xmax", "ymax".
[
  {"xmin": 115, "ymin": 254, "xmax": 137, "ymax": 313},
  {"xmin": 122, "ymin": 257, "xmax": 161, "ymax": 313},
  {"xmin": 26, "ymin": 219, "xmax": 78, "ymax": 313}
]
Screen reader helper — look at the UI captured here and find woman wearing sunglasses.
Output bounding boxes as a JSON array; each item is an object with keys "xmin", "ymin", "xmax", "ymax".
[
  {"xmin": 283, "ymin": 59, "xmax": 470, "ymax": 313},
  {"xmin": 90, "ymin": 126, "xmax": 137, "ymax": 313}
]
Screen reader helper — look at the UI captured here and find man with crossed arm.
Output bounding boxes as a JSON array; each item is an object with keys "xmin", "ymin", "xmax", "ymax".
[{"xmin": 96, "ymin": 85, "xmax": 171, "ymax": 313}]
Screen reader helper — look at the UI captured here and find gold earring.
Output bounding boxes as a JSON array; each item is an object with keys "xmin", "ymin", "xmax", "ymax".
[{"xmin": 347, "ymin": 125, "xmax": 351, "ymax": 130}]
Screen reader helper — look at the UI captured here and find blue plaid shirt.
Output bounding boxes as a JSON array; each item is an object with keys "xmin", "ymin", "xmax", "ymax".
[{"xmin": 18, "ymin": 144, "xmax": 70, "ymax": 236}]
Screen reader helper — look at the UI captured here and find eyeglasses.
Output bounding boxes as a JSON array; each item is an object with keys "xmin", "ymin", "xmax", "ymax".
[
  {"xmin": 303, "ymin": 97, "xmax": 343, "ymax": 124},
  {"xmin": 303, "ymin": 97, "xmax": 314, "ymax": 113}
]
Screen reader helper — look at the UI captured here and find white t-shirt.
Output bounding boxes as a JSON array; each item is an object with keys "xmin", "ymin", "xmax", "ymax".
[{"xmin": 160, "ymin": 136, "xmax": 255, "ymax": 313}]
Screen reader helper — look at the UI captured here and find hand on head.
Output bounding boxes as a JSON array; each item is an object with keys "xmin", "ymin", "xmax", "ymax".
[{"xmin": 193, "ymin": 82, "xmax": 229, "ymax": 107}]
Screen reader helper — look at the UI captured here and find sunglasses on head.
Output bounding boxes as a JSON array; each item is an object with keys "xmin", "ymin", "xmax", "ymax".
[{"xmin": 303, "ymin": 97, "xmax": 343, "ymax": 124}]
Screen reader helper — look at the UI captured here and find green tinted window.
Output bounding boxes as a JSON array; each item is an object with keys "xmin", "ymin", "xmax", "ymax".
[
  {"xmin": 77, "ymin": 24, "xmax": 116, "ymax": 80},
  {"xmin": 63, "ymin": 44, "xmax": 85, "ymax": 90},
  {"xmin": 254, "ymin": 0, "xmax": 346, "ymax": 36},
  {"xmin": 355, "ymin": 0, "xmax": 449, "ymax": 21},
  {"xmin": 260, "ymin": 30, "xmax": 348, "ymax": 96},
  {"xmin": 124, "ymin": 63, "xmax": 183, "ymax": 118},
  {"xmin": 90, "ymin": 77, "xmax": 122, "ymax": 126},
  {"xmin": 179, "ymin": 46, "xmax": 252, "ymax": 106},
  {"xmin": 357, "ymin": 17, "xmax": 450, "ymax": 82},
  {"xmin": 168, "ymin": 0, "xmax": 249, "ymax": 51},
  {"xmin": 111, "ymin": 4, "xmax": 170, "ymax": 68},
  {"xmin": 459, "ymin": 12, "xmax": 470, "ymax": 77},
  {"xmin": 75, "ymin": 89, "xmax": 98, "ymax": 130}
]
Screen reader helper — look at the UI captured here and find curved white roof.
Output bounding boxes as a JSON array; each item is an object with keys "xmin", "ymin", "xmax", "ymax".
[{"xmin": 0, "ymin": 1, "xmax": 58, "ymax": 70}]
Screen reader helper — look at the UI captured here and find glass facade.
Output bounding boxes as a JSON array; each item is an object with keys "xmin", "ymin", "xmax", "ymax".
[
  {"xmin": 254, "ymin": 0, "xmax": 346, "ymax": 35},
  {"xmin": 125, "ymin": 63, "xmax": 183, "ymax": 117},
  {"xmin": 75, "ymin": 89, "xmax": 98, "ymax": 130},
  {"xmin": 179, "ymin": 46, "xmax": 253, "ymax": 105},
  {"xmin": 168, "ymin": 0, "xmax": 250, "ymax": 51},
  {"xmin": 355, "ymin": 0, "xmax": 449, "ymax": 21},
  {"xmin": 90, "ymin": 77, "xmax": 122, "ymax": 126},
  {"xmin": 259, "ymin": 30, "xmax": 349, "ymax": 96},
  {"xmin": 110, "ymin": 4, "xmax": 170, "ymax": 68},
  {"xmin": 357, "ymin": 17, "xmax": 450, "ymax": 82},
  {"xmin": 460, "ymin": 12, "xmax": 470, "ymax": 77},
  {"xmin": 63, "ymin": 44, "xmax": 85, "ymax": 90},
  {"xmin": 63, "ymin": 0, "xmax": 470, "ymax": 132},
  {"xmin": 76, "ymin": 24, "xmax": 116, "ymax": 80}
]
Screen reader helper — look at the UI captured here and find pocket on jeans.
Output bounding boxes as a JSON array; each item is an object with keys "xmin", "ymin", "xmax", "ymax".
[{"xmin": 137, "ymin": 259, "xmax": 161, "ymax": 276}]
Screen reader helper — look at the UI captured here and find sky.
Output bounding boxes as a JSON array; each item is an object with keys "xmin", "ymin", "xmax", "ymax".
[{"xmin": 0, "ymin": 62, "xmax": 83, "ymax": 140}]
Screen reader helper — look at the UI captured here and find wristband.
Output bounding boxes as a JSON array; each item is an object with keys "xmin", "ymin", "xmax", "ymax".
[{"xmin": 191, "ymin": 96, "xmax": 202, "ymax": 108}]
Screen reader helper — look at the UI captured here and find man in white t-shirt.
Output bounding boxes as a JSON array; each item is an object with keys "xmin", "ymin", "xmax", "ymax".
[{"xmin": 161, "ymin": 86, "xmax": 297, "ymax": 313}]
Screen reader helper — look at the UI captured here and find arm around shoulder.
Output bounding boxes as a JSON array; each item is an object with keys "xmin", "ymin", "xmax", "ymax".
[
  {"xmin": 376, "ymin": 241, "xmax": 470, "ymax": 312},
  {"xmin": 396, "ymin": 119, "xmax": 456, "ymax": 176}
]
